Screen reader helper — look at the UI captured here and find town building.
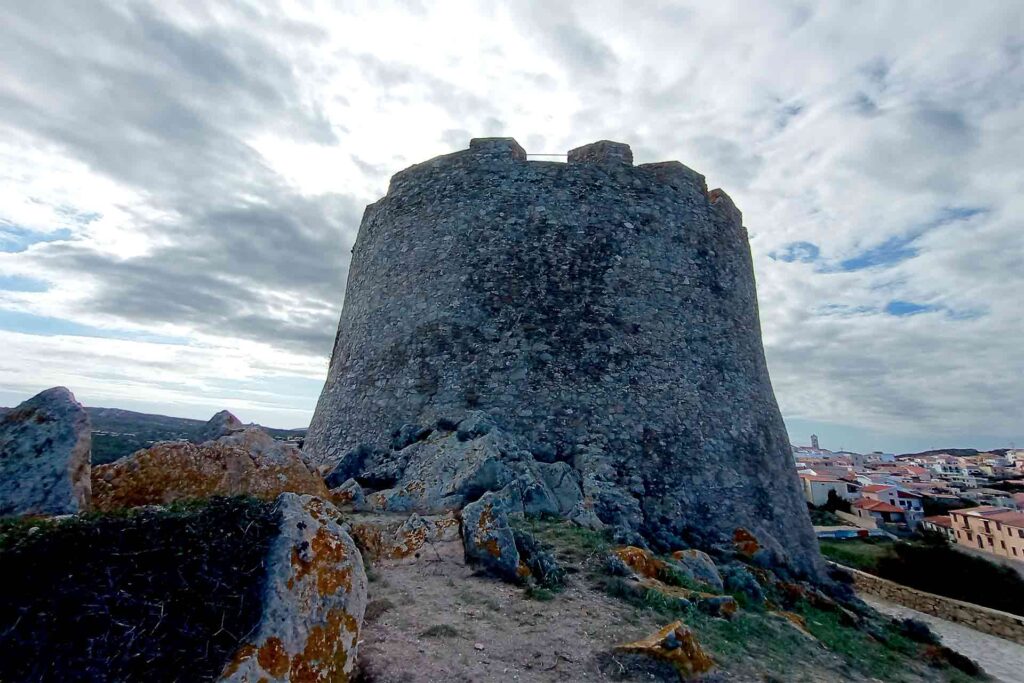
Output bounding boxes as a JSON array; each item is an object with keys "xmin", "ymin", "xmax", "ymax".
[
  {"xmin": 798, "ymin": 474, "xmax": 860, "ymax": 507},
  {"xmin": 921, "ymin": 515, "xmax": 956, "ymax": 542},
  {"xmin": 950, "ymin": 506, "xmax": 1024, "ymax": 562}
]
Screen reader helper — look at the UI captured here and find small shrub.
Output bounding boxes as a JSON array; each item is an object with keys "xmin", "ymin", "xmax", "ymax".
[
  {"xmin": 524, "ymin": 586, "xmax": 555, "ymax": 601},
  {"xmin": 419, "ymin": 624, "xmax": 460, "ymax": 638}
]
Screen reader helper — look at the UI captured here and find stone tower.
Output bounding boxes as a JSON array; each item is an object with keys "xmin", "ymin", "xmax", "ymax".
[
  {"xmin": 811, "ymin": 434, "xmax": 820, "ymax": 450},
  {"xmin": 307, "ymin": 138, "xmax": 820, "ymax": 575}
]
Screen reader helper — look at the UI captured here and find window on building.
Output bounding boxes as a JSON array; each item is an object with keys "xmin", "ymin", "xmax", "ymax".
[{"xmin": 1001, "ymin": 541, "xmax": 1006, "ymax": 549}]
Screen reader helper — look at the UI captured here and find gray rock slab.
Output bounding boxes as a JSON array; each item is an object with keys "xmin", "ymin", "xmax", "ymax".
[{"xmin": 0, "ymin": 387, "xmax": 91, "ymax": 516}]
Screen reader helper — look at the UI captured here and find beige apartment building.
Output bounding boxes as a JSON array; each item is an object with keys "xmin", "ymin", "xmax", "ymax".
[{"xmin": 950, "ymin": 506, "xmax": 1024, "ymax": 562}]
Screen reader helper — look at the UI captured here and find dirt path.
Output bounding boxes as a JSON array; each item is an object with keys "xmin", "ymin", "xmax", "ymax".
[
  {"xmin": 864, "ymin": 596, "xmax": 1024, "ymax": 683},
  {"xmin": 356, "ymin": 555, "xmax": 678, "ymax": 682}
]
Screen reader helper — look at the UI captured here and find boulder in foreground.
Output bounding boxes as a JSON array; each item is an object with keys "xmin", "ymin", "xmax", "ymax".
[
  {"xmin": 219, "ymin": 494, "xmax": 368, "ymax": 682},
  {"xmin": 0, "ymin": 386, "xmax": 91, "ymax": 516},
  {"xmin": 92, "ymin": 422, "xmax": 327, "ymax": 510},
  {"xmin": 614, "ymin": 620, "xmax": 715, "ymax": 680}
]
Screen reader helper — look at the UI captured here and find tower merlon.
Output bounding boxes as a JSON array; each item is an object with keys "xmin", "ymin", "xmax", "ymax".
[
  {"xmin": 469, "ymin": 137, "xmax": 527, "ymax": 161},
  {"xmin": 637, "ymin": 161, "xmax": 708, "ymax": 197},
  {"xmin": 709, "ymin": 188, "xmax": 743, "ymax": 226},
  {"xmin": 567, "ymin": 140, "xmax": 633, "ymax": 167}
]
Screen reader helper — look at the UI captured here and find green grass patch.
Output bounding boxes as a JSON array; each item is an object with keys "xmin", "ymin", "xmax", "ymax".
[
  {"xmin": 524, "ymin": 585, "xmax": 556, "ymax": 601},
  {"xmin": 818, "ymin": 537, "xmax": 894, "ymax": 573}
]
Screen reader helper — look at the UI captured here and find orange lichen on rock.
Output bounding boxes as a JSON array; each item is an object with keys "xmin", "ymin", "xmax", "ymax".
[
  {"xmin": 256, "ymin": 638, "xmax": 290, "ymax": 678},
  {"xmin": 218, "ymin": 494, "xmax": 367, "ymax": 683},
  {"xmin": 92, "ymin": 432, "xmax": 327, "ymax": 511},
  {"xmin": 614, "ymin": 546, "xmax": 668, "ymax": 579},
  {"xmin": 287, "ymin": 526, "xmax": 352, "ymax": 596},
  {"xmin": 732, "ymin": 528, "xmax": 761, "ymax": 558},
  {"xmin": 349, "ymin": 513, "xmax": 462, "ymax": 565},
  {"xmin": 615, "ymin": 621, "xmax": 715, "ymax": 680}
]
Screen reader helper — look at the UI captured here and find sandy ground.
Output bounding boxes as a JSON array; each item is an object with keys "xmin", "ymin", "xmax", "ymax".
[
  {"xmin": 865, "ymin": 596, "xmax": 1024, "ymax": 683},
  {"xmin": 355, "ymin": 553, "xmax": 680, "ymax": 682}
]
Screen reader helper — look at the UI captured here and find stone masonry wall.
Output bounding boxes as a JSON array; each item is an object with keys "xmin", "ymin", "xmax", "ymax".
[
  {"xmin": 306, "ymin": 137, "xmax": 821, "ymax": 576},
  {"xmin": 843, "ymin": 564, "xmax": 1024, "ymax": 645}
]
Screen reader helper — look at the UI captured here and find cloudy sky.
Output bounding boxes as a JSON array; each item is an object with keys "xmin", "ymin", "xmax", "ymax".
[{"xmin": 0, "ymin": 1, "xmax": 1021, "ymax": 453}]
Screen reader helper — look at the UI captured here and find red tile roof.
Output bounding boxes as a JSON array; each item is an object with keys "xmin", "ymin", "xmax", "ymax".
[
  {"xmin": 853, "ymin": 499, "xmax": 904, "ymax": 514},
  {"xmin": 922, "ymin": 515, "xmax": 952, "ymax": 528},
  {"xmin": 861, "ymin": 484, "xmax": 892, "ymax": 493}
]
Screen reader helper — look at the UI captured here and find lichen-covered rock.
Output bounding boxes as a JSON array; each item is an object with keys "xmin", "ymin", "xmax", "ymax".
[
  {"xmin": 613, "ymin": 545, "xmax": 669, "ymax": 580},
  {"xmin": 92, "ymin": 427, "xmax": 327, "ymax": 510},
  {"xmin": 305, "ymin": 137, "xmax": 821, "ymax": 576},
  {"xmin": 0, "ymin": 387, "xmax": 91, "ymax": 516},
  {"xmin": 511, "ymin": 528, "xmax": 564, "ymax": 588},
  {"xmin": 461, "ymin": 489, "xmax": 522, "ymax": 581},
  {"xmin": 329, "ymin": 478, "xmax": 366, "ymax": 508},
  {"xmin": 614, "ymin": 621, "xmax": 715, "ymax": 679},
  {"xmin": 347, "ymin": 512, "xmax": 461, "ymax": 564},
  {"xmin": 670, "ymin": 549, "xmax": 724, "ymax": 592},
  {"xmin": 219, "ymin": 494, "xmax": 367, "ymax": 682}
]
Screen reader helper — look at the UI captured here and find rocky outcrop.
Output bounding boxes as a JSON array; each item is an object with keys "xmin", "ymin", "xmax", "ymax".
[
  {"xmin": 92, "ymin": 424, "xmax": 327, "ymax": 510},
  {"xmin": 614, "ymin": 621, "xmax": 715, "ymax": 679},
  {"xmin": 0, "ymin": 387, "xmax": 91, "ymax": 516},
  {"xmin": 671, "ymin": 549, "xmax": 724, "ymax": 592},
  {"xmin": 346, "ymin": 512, "xmax": 462, "ymax": 564},
  {"xmin": 305, "ymin": 137, "xmax": 821, "ymax": 576},
  {"xmin": 219, "ymin": 494, "xmax": 367, "ymax": 682},
  {"xmin": 460, "ymin": 487, "xmax": 562, "ymax": 586},
  {"xmin": 197, "ymin": 409, "xmax": 245, "ymax": 443},
  {"xmin": 325, "ymin": 415, "xmax": 583, "ymax": 519}
]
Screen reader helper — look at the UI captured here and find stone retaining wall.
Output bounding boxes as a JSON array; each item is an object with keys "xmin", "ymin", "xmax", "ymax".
[{"xmin": 838, "ymin": 563, "xmax": 1024, "ymax": 644}]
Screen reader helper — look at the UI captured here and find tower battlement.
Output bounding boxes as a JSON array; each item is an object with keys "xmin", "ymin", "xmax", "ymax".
[{"xmin": 309, "ymin": 136, "xmax": 820, "ymax": 576}]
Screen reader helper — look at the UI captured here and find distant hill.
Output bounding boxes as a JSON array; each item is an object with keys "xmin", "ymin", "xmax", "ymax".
[
  {"xmin": 0, "ymin": 405, "xmax": 306, "ymax": 465},
  {"xmin": 897, "ymin": 447, "xmax": 1009, "ymax": 459}
]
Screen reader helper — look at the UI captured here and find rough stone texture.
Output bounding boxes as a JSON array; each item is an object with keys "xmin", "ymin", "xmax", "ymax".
[
  {"xmin": 0, "ymin": 386, "xmax": 91, "ymax": 516},
  {"xmin": 197, "ymin": 409, "xmax": 245, "ymax": 443},
  {"xmin": 219, "ymin": 494, "xmax": 368, "ymax": 682},
  {"xmin": 306, "ymin": 137, "xmax": 820, "ymax": 576},
  {"xmin": 92, "ymin": 426, "xmax": 327, "ymax": 510},
  {"xmin": 346, "ymin": 511, "xmax": 462, "ymax": 564},
  {"xmin": 460, "ymin": 488, "xmax": 523, "ymax": 581},
  {"xmin": 670, "ymin": 549, "xmax": 724, "ymax": 592},
  {"xmin": 613, "ymin": 620, "xmax": 715, "ymax": 679}
]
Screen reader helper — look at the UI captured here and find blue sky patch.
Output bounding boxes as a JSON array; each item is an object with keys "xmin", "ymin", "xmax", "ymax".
[
  {"xmin": 839, "ymin": 233, "xmax": 919, "ymax": 271},
  {"xmin": 0, "ymin": 223, "xmax": 73, "ymax": 253},
  {"xmin": 770, "ymin": 241, "xmax": 820, "ymax": 263},
  {"xmin": 0, "ymin": 275, "xmax": 49, "ymax": 292},
  {"xmin": 0, "ymin": 308, "xmax": 190, "ymax": 345},
  {"xmin": 884, "ymin": 300, "xmax": 937, "ymax": 316}
]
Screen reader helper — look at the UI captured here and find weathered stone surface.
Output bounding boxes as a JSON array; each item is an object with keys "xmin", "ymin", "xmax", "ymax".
[
  {"xmin": 305, "ymin": 138, "xmax": 820, "ymax": 576},
  {"xmin": 613, "ymin": 545, "xmax": 669, "ymax": 580},
  {"xmin": 346, "ymin": 511, "xmax": 461, "ymax": 564},
  {"xmin": 329, "ymin": 478, "xmax": 366, "ymax": 508},
  {"xmin": 218, "ymin": 494, "xmax": 367, "ymax": 682},
  {"xmin": 670, "ymin": 549, "xmax": 724, "ymax": 592},
  {"xmin": 196, "ymin": 409, "xmax": 244, "ymax": 443},
  {"xmin": 460, "ymin": 489, "xmax": 522, "ymax": 581},
  {"xmin": 614, "ymin": 621, "xmax": 715, "ymax": 679},
  {"xmin": 0, "ymin": 387, "xmax": 91, "ymax": 516},
  {"xmin": 721, "ymin": 562, "xmax": 766, "ymax": 607},
  {"xmin": 92, "ymin": 426, "xmax": 327, "ymax": 510}
]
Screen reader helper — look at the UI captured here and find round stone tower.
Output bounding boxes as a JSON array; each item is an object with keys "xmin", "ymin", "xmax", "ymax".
[{"xmin": 307, "ymin": 138, "xmax": 820, "ymax": 574}]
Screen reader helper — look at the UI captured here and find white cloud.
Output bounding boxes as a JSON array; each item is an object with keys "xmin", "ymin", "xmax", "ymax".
[{"xmin": 0, "ymin": 0, "xmax": 1020, "ymax": 447}]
